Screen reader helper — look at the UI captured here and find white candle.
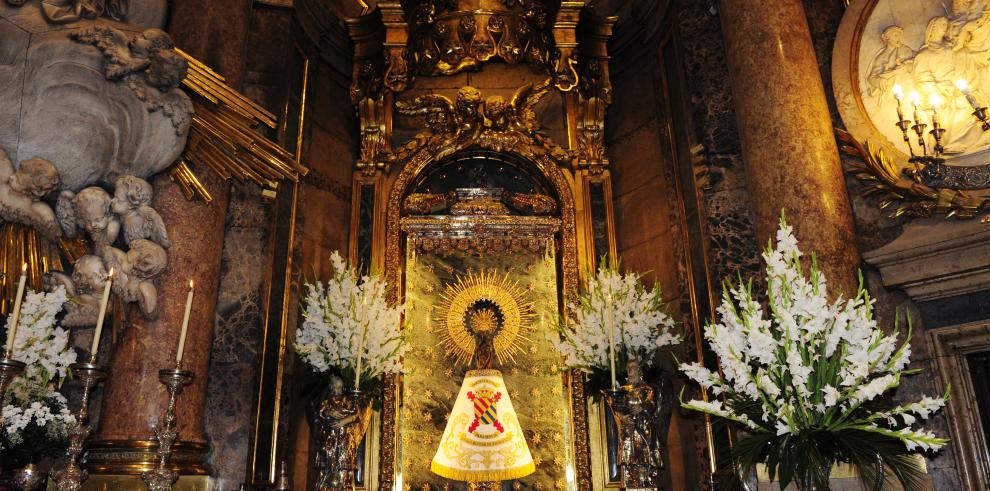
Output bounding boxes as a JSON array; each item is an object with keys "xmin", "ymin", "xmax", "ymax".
[
  {"xmin": 892, "ymin": 84, "xmax": 905, "ymax": 121},
  {"xmin": 931, "ymin": 94, "xmax": 943, "ymax": 126},
  {"xmin": 176, "ymin": 280, "xmax": 195, "ymax": 364},
  {"xmin": 90, "ymin": 268, "xmax": 114, "ymax": 361},
  {"xmin": 956, "ymin": 79, "xmax": 981, "ymax": 110},
  {"xmin": 355, "ymin": 293, "xmax": 368, "ymax": 391},
  {"xmin": 607, "ymin": 293, "xmax": 617, "ymax": 389},
  {"xmin": 4, "ymin": 263, "xmax": 28, "ymax": 355},
  {"xmin": 909, "ymin": 91, "xmax": 923, "ymax": 124}
]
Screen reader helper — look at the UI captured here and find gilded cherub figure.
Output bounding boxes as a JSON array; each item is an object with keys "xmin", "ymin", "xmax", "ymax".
[
  {"xmin": 57, "ymin": 187, "xmax": 121, "ymax": 245},
  {"xmin": 112, "ymin": 175, "xmax": 170, "ymax": 248},
  {"xmin": 98, "ymin": 239, "xmax": 167, "ymax": 318},
  {"xmin": 0, "ymin": 149, "xmax": 62, "ymax": 240},
  {"xmin": 44, "ymin": 255, "xmax": 109, "ymax": 327}
]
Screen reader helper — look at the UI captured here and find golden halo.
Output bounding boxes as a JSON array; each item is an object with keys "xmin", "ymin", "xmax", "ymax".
[{"xmin": 434, "ymin": 269, "xmax": 534, "ymax": 366}]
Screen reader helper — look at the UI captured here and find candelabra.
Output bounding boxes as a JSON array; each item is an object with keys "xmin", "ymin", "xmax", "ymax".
[
  {"xmin": 50, "ymin": 361, "xmax": 108, "ymax": 491},
  {"xmin": 0, "ymin": 352, "xmax": 26, "ymax": 419},
  {"xmin": 141, "ymin": 364, "xmax": 194, "ymax": 491},
  {"xmin": 890, "ymin": 81, "xmax": 990, "ymax": 184}
]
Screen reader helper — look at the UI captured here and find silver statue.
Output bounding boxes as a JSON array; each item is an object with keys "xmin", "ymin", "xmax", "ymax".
[
  {"xmin": 604, "ymin": 359, "xmax": 674, "ymax": 489},
  {"xmin": 311, "ymin": 375, "xmax": 371, "ymax": 491}
]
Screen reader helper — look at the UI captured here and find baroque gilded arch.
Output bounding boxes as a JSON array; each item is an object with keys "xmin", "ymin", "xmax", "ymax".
[{"xmin": 378, "ymin": 81, "xmax": 593, "ymax": 489}]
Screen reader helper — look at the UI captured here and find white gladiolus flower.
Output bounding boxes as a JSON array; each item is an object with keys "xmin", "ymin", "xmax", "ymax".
[
  {"xmin": 294, "ymin": 252, "xmax": 407, "ymax": 384},
  {"xmin": 552, "ymin": 261, "xmax": 679, "ymax": 379},
  {"xmin": 677, "ymin": 215, "xmax": 948, "ymax": 455},
  {"xmin": 1, "ymin": 288, "xmax": 76, "ymax": 452}
]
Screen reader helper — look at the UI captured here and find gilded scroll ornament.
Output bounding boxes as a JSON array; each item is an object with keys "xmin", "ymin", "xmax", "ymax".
[{"xmin": 838, "ymin": 129, "xmax": 989, "ymax": 219}]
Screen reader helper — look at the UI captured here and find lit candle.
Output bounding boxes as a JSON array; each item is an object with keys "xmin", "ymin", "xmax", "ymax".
[
  {"xmin": 910, "ymin": 91, "xmax": 923, "ymax": 123},
  {"xmin": 4, "ymin": 263, "xmax": 28, "ymax": 356},
  {"xmin": 893, "ymin": 84, "xmax": 906, "ymax": 121},
  {"xmin": 607, "ymin": 292, "xmax": 617, "ymax": 389},
  {"xmin": 956, "ymin": 79, "xmax": 981, "ymax": 110},
  {"xmin": 931, "ymin": 93, "xmax": 943, "ymax": 126},
  {"xmin": 90, "ymin": 268, "xmax": 113, "ymax": 361},
  {"xmin": 176, "ymin": 280, "xmax": 195, "ymax": 364},
  {"xmin": 355, "ymin": 293, "xmax": 368, "ymax": 391}
]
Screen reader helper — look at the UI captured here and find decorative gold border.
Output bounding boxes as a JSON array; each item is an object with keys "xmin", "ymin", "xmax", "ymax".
[{"xmin": 381, "ymin": 132, "xmax": 589, "ymax": 489}]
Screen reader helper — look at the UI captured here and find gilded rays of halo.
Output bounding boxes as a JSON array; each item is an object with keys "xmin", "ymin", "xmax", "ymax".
[{"xmin": 433, "ymin": 269, "xmax": 535, "ymax": 366}]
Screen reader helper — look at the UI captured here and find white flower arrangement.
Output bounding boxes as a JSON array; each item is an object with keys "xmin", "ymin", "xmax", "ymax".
[
  {"xmin": 2, "ymin": 286, "xmax": 77, "ymax": 454},
  {"xmin": 553, "ymin": 260, "xmax": 679, "ymax": 387},
  {"xmin": 294, "ymin": 252, "xmax": 407, "ymax": 388},
  {"xmin": 678, "ymin": 216, "xmax": 948, "ymax": 488}
]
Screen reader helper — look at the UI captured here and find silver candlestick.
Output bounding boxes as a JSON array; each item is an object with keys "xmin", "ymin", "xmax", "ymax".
[
  {"xmin": 141, "ymin": 365, "xmax": 194, "ymax": 491},
  {"xmin": 0, "ymin": 352, "xmax": 26, "ymax": 418},
  {"xmin": 50, "ymin": 361, "xmax": 107, "ymax": 491}
]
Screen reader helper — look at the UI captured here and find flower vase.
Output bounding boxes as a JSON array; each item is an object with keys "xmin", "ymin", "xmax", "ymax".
[{"xmin": 793, "ymin": 465, "xmax": 832, "ymax": 491}]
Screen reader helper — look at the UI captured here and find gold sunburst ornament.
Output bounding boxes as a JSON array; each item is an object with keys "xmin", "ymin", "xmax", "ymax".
[{"xmin": 434, "ymin": 270, "xmax": 535, "ymax": 366}]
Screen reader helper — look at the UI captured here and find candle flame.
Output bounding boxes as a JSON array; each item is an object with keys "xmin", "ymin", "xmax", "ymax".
[
  {"xmin": 892, "ymin": 84, "xmax": 903, "ymax": 98},
  {"xmin": 189, "ymin": 280, "xmax": 195, "ymax": 289},
  {"xmin": 108, "ymin": 267, "xmax": 115, "ymax": 278},
  {"xmin": 956, "ymin": 79, "xmax": 970, "ymax": 91},
  {"xmin": 931, "ymin": 93, "xmax": 943, "ymax": 109},
  {"xmin": 909, "ymin": 91, "xmax": 922, "ymax": 105},
  {"xmin": 21, "ymin": 262, "xmax": 27, "ymax": 272}
]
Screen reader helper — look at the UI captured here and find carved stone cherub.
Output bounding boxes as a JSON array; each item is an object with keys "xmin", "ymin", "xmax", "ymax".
[
  {"xmin": 71, "ymin": 26, "xmax": 192, "ymax": 134},
  {"xmin": 98, "ymin": 239, "xmax": 167, "ymax": 318},
  {"xmin": 57, "ymin": 187, "xmax": 121, "ymax": 245},
  {"xmin": 112, "ymin": 175, "xmax": 170, "ymax": 248},
  {"xmin": 44, "ymin": 255, "xmax": 109, "ymax": 327},
  {"xmin": 0, "ymin": 149, "xmax": 62, "ymax": 240}
]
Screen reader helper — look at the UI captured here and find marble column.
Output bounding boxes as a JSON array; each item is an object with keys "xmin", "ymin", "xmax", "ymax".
[
  {"xmin": 87, "ymin": 170, "xmax": 231, "ymax": 473},
  {"xmin": 718, "ymin": 0, "xmax": 860, "ymax": 293},
  {"xmin": 86, "ymin": 0, "xmax": 248, "ymax": 475}
]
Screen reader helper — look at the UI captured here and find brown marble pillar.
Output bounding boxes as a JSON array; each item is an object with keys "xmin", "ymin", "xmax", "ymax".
[
  {"xmin": 719, "ymin": 0, "xmax": 861, "ymax": 293},
  {"xmin": 87, "ymin": 170, "xmax": 230, "ymax": 474},
  {"xmin": 85, "ymin": 0, "xmax": 248, "ymax": 475}
]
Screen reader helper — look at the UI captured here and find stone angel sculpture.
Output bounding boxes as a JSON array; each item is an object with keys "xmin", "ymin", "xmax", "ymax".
[
  {"xmin": 112, "ymin": 175, "xmax": 170, "ymax": 248},
  {"xmin": 44, "ymin": 255, "xmax": 110, "ymax": 327},
  {"xmin": 71, "ymin": 26, "xmax": 192, "ymax": 134},
  {"xmin": 0, "ymin": 149, "xmax": 62, "ymax": 240},
  {"xmin": 97, "ymin": 239, "xmax": 167, "ymax": 318},
  {"xmin": 57, "ymin": 187, "xmax": 121, "ymax": 245}
]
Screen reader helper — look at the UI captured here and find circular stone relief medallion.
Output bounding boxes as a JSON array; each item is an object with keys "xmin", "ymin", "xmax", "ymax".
[{"xmin": 834, "ymin": 0, "xmax": 990, "ymax": 167}]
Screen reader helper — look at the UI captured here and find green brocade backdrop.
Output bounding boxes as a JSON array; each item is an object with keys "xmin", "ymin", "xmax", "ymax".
[{"xmin": 400, "ymin": 246, "xmax": 575, "ymax": 490}]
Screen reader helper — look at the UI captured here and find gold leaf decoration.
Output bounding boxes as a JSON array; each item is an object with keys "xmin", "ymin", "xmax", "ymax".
[
  {"xmin": 172, "ymin": 48, "xmax": 308, "ymax": 201},
  {"xmin": 837, "ymin": 128, "xmax": 990, "ymax": 220},
  {"xmin": 0, "ymin": 222, "xmax": 87, "ymax": 315}
]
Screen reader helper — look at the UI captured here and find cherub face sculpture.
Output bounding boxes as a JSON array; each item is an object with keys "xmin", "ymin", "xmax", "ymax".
[
  {"xmin": 71, "ymin": 255, "xmax": 108, "ymax": 295},
  {"xmin": 73, "ymin": 187, "xmax": 114, "ymax": 236},
  {"xmin": 145, "ymin": 49, "xmax": 188, "ymax": 91},
  {"xmin": 454, "ymin": 86, "xmax": 483, "ymax": 124},
  {"xmin": 9, "ymin": 158, "xmax": 60, "ymax": 200},
  {"xmin": 129, "ymin": 28, "xmax": 174, "ymax": 58},
  {"xmin": 126, "ymin": 239, "xmax": 167, "ymax": 279},
  {"xmin": 483, "ymin": 95, "xmax": 511, "ymax": 131},
  {"xmin": 111, "ymin": 175, "xmax": 153, "ymax": 214}
]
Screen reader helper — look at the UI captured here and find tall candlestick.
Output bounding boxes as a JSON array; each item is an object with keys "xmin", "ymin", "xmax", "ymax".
[
  {"xmin": 90, "ymin": 268, "xmax": 113, "ymax": 362},
  {"xmin": 355, "ymin": 294, "xmax": 368, "ymax": 391},
  {"xmin": 176, "ymin": 280, "xmax": 195, "ymax": 364},
  {"xmin": 956, "ymin": 79, "xmax": 981, "ymax": 110},
  {"xmin": 607, "ymin": 293, "xmax": 616, "ymax": 389},
  {"xmin": 4, "ymin": 263, "xmax": 28, "ymax": 355}
]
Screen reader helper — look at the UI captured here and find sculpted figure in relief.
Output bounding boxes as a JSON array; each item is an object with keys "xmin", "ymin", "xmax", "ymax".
[
  {"xmin": 98, "ymin": 239, "xmax": 167, "ymax": 318},
  {"xmin": 57, "ymin": 187, "xmax": 121, "ymax": 245},
  {"xmin": 112, "ymin": 175, "xmax": 170, "ymax": 248},
  {"xmin": 866, "ymin": 26, "xmax": 915, "ymax": 97},
  {"xmin": 72, "ymin": 26, "xmax": 192, "ymax": 134},
  {"xmin": 44, "ymin": 255, "xmax": 110, "ymax": 327},
  {"xmin": 0, "ymin": 150, "xmax": 62, "ymax": 240}
]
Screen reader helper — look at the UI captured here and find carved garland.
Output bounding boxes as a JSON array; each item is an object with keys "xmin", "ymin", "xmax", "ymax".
[{"xmin": 381, "ymin": 83, "xmax": 590, "ymax": 490}]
